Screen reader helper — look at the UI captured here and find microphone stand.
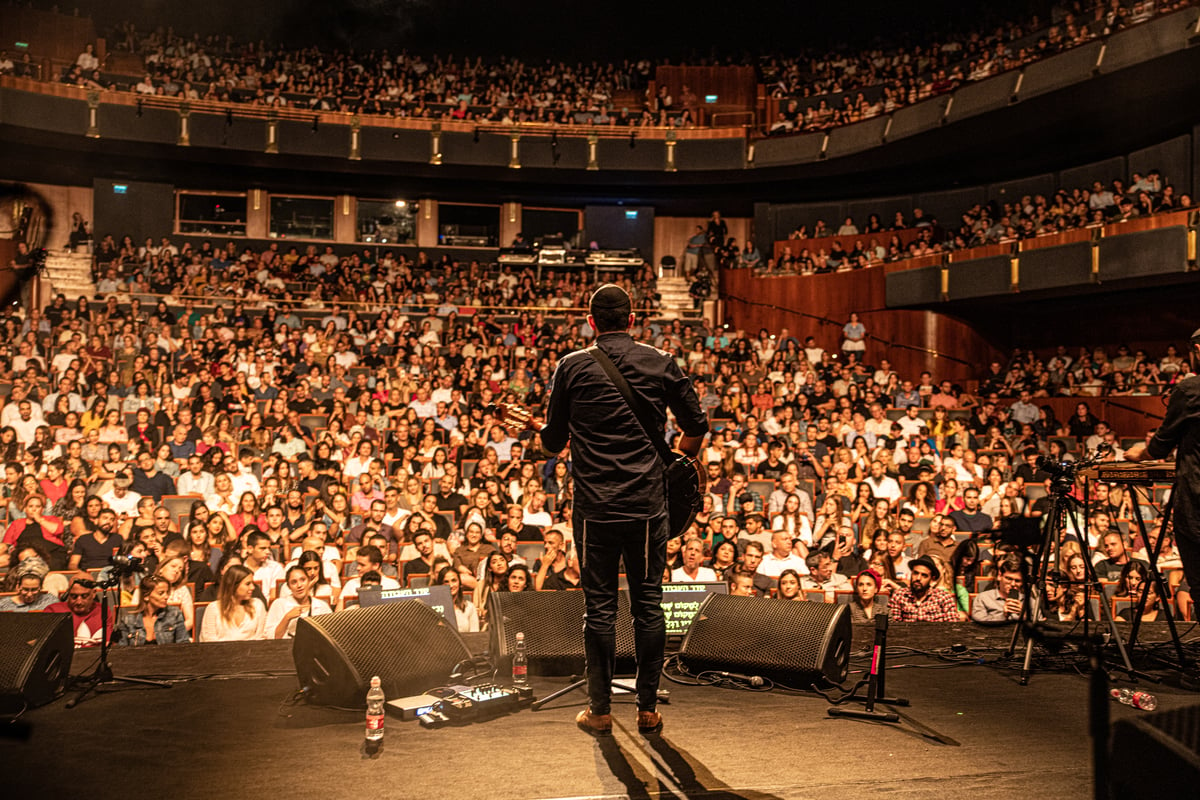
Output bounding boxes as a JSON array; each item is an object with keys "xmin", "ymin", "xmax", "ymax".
[
  {"xmin": 66, "ymin": 571, "xmax": 172, "ymax": 708},
  {"xmin": 827, "ymin": 615, "xmax": 906, "ymax": 723}
]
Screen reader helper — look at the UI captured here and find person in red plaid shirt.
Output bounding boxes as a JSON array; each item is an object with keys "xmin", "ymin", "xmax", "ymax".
[{"xmin": 889, "ymin": 555, "xmax": 960, "ymax": 622}]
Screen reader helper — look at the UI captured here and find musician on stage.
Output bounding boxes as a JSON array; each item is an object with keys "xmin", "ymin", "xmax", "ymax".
[
  {"xmin": 1126, "ymin": 327, "xmax": 1200, "ymax": 599},
  {"xmin": 539, "ymin": 284, "xmax": 708, "ymax": 737}
]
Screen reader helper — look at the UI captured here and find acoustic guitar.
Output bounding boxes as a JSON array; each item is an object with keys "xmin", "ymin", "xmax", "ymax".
[{"xmin": 495, "ymin": 402, "xmax": 706, "ymax": 537}]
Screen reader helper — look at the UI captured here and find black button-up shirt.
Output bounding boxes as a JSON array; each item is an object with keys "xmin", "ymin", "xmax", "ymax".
[
  {"xmin": 541, "ymin": 332, "xmax": 709, "ymax": 524},
  {"xmin": 1149, "ymin": 374, "xmax": 1200, "ymax": 544}
]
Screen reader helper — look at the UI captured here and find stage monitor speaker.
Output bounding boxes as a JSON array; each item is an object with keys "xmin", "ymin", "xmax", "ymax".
[
  {"xmin": 487, "ymin": 590, "xmax": 635, "ymax": 676},
  {"xmin": 293, "ymin": 600, "xmax": 470, "ymax": 707},
  {"xmin": 1110, "ymin": 702, "xmax": 1200, "ymax": 799},
  {"xmin": 0, "ymin": 612, "xmax": 74, "ymax": 709},
  {"xmin": 678, "ymin": 595, "xmax": 851, "ymax": 686}
]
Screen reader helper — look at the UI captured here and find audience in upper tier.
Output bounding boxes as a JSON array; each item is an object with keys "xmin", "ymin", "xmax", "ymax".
[
  {"xmin": 743, "ymin": 171, "xmax": 1195, "ymax": 274},
  {"xmin": 7, "ymin": 1, "xmax": 1191, "ymax": 133},
  {"xmin": 0, "ymin": 231, "xmax": 1192, "ymax": 643}
]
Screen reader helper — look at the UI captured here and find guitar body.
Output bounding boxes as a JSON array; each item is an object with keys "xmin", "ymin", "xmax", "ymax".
[{"xmin": 664, "ymin": 450, "xmax": 706, "ymax": 538}]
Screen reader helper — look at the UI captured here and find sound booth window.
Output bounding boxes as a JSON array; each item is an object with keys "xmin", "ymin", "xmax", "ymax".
[
  {"xmin": 357, "ymin": 199, "xmax": 416, "ymax": 245},
  {"xmin": 521, "ymin": 207, "xmax": 582, "ymax": 247},
  {"xmin": 439, "ymin": 203, "xmax": 499, "ymax": 247},
  {"xmin": 269, "ymin": 195, "xmax": 334, "ymax": 241},
  {"xmin": 177, "ymin": 192, "xmax": 247, "ymax": 236}
]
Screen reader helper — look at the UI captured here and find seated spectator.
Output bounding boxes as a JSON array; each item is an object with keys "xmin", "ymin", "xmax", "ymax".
[
  {"xmin": 504, "ymin": 564, "xmax": 533, "ymax": 592},
  {"xmin": 757, "ymin": 530, "xmax": 808, "ymax": 579},
  {"xmin": 799, "ymin": 551, "xmax": 850, "ymax": 601},
  {"xmin": 949, "ymin": 488, "xmax": 992, "ymax": 532},
  {"xmin": 117, "ymin": 574, "xmax": 191, "ymax": 645},
  {"xmin": 0, "ymin": 568, "xmax": 57, "ymax": 612},
  {"xmin": 266, "ymin": 564, "xmax": 333, "ymax": 639},
  {"xmin": 776, "ymin": 568, "xmax": 802, "ymax": 600},
  {"xmin": 199, "ymin": 564, "xmax": 266, "ymax": 642},
  {"xmin": 1115, "ymin": 560, "xmax": 1170, "ymax": 622},
  {"xmin": 918, "ymin": 514, "xmax": 958, "ymax": 562},
  {"xmin": 1093, "ymin": 531, "xmax": 1144, "ymax": 582},
  {"xmin": 888, "ymin": 556, "xmax": 959, "ymax": 622},
  {"xmin": 970, "ymin": 553, "xmax": 1026, "ymax": 624},
  {"xmin": 436, "ymin": 566, "xmax": 479, "ymax": 632},
  {"xmin": 727, "ymin": 569, "xmax": 757, "ymax": 596},
  {"xmin": 339, "ymin": 544, "xmax": 400, "ymax": 608},
  {"xmin": 45, "ymin": 576, "xmax": 112, "ymax": 647},
  {"xmin": 848, "ymin": 568, "xmax": 888, "ymax": 623},
  {"xmin": 671, "ymin": 538, "xmax": 718, "ymax": 583}
]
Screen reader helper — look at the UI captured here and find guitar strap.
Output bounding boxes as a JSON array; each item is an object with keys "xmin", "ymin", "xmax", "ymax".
[
  {"xmin": 588, "ymin": 346, "xmax": 676, "ymax": 578},
  {"xmin": 587, "ymin": 346, "xmax": 676, "ymax": 467}
]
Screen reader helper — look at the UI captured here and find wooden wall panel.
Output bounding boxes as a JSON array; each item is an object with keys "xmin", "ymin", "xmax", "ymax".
[
  {"xmin": 25, "ymin": 181, "xmax": 93, "ymax": 250},
  {"xmin": 653, "ymin": 66, "xmax": 757, "ymax": 124},
  {"xmin": 720, "ymin": 268, "xmax": 1001, "ymax": 382},
  {"xmin": 1033, "ymin": 397, "xmax": 1166, "ymax": 439},
  {"xmin": 653, "ymin": 216, "xmax": 749, "ymax": 267}
]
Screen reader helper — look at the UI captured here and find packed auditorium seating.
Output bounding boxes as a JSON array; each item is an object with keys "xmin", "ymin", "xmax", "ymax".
[
  {"xmin": 0, "ymin": 226, "xmax": 1191, "ymax": 638},
  {"xmin": 7, "ymin": 0, "xmax": 1193, "ymax": 133}
]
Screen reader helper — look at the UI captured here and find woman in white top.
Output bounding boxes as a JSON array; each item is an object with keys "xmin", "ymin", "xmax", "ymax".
[
  {"xmin": 266, "ymin": 565, "xmax": 333, "ymax": 639},
  {"xmin": 436, "ymin": 566, "xmax": 479, "ymax": 633},
  {"xmin": 771, "ymin": 493, "xmax": 814, "ymax": 547},
  {"xmin": 199, "ymin": 565, "xmax": 266, "ymax": 642}
]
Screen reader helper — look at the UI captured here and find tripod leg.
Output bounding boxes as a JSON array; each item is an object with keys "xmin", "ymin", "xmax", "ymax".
[{"xmin": 531, "ymin": 678, "xmax": 587, "ymax": 711}]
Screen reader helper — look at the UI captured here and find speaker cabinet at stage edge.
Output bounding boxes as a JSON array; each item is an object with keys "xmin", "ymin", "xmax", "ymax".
[
  {"xmin": 1109, "ymin": 703, "xmax": 1200, "ymax": 800},
  {"xmin": 678, "ymin": 594, "xmax": 852, "ymax": 686},
  {"xmin": 0, "ymin": 612, "xmax": 74, "ymax": 710},
  {"xmin": 487, "ymin": 590, "xmax": 636, "ymax": 676},
  {"xmin": 292, "ymin": 600, "xmax": 470, "ymax": 707}
]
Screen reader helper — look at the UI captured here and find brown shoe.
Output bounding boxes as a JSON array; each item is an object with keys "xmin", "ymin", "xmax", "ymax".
[
  {"xmin": 637, "ymin": 709, "xmax": 663, "ymax": 735},
  {"xmin": 576, "ymin": 708, "xmax": 612, "ymax": 737}
]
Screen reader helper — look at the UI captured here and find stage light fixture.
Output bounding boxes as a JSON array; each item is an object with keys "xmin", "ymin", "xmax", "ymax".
[{"xmin": 136, "ymin": 99, "xmax": 143, "ymax": 118}]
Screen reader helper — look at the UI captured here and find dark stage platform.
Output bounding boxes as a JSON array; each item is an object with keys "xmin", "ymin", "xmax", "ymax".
[{"xmin": 4, "ymin": 623, "xmax": 1199, "ymax": 800}]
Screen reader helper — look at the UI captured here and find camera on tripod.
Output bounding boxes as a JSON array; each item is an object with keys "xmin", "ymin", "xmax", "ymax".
[{"xmin": 1036, "ymin": 455, "xmax": 1079, "ymax": 493}]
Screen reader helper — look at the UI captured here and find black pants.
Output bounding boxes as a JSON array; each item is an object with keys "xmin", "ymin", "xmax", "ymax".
[{"xmin": 580, "ymin": 515, "xmax": 668, "ymax": 715}]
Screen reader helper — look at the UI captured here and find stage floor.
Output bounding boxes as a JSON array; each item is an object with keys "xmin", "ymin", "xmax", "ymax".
[{"xmin": 4, "ymin": 623, "xmax": 1198, "ymax": 800}]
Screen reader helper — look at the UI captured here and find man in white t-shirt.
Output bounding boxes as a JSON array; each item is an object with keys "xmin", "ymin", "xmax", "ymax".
[
  {"xmin": 338, "ymin": 544, "xmax": 400, "ymax": 608},
  {"xmin": 100, "ymin": 473, "xmax": 142, "ymax": 518},
  {"xmin": 864, "ymin": 461, "xmax": 902, "ymax": 507},
  {"xmin": 670, "ymin": 539, "xmax": 717, "ymax": 583},
  {"xmin": 758, "ymin": 530, "xmax": 808, "ymax": 578},
  {"xmin": 244, "ymin": 531, "xmax": 286, "ymax": 599}
]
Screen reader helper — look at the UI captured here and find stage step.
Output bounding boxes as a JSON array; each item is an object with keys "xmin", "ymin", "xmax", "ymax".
[{"xmin": 43, "ymin": 250, "xmax": 96, "ymax": 299}]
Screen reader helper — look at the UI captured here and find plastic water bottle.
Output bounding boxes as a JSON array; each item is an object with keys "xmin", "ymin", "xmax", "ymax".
[
  {"xmin": 365, "ymin": 676, "xmax": 385, "ymax": 740},
  {"xmin": 1110, "ymin": 687, "xmax": 1157, "ymax": 711},
  {"xmin": 512, "ymin": 632, "xmax": 529, "ymax": 687}
]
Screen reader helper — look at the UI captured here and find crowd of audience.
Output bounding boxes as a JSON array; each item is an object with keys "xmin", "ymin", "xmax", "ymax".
[
  {"xmin": 0, "ymin": 229, "xmax": 1191, "ymax": 649},
  {"xmin": 764, "ymin": 0, "xmax": 1186, "ymax": 134},
  {"xmin": 3, "ymin": 2, "xmax": 1190, "ymax": 134},
  {"xmin": 741, "ymin": 169, "xmax": 1195, "ymax": 273}
]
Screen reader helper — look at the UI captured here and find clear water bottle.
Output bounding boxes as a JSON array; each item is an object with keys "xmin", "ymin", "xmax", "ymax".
[
  {"xmin": 512, "ymin": 632, "xmax": 529, "ymax": 687},
  {"xmin": 1110, "ymin": 687, "xmax": 1157, "ymax": 711},
  {"xmin": 365, "ymin": 676, "xmax": 385, "ymax": 740}
]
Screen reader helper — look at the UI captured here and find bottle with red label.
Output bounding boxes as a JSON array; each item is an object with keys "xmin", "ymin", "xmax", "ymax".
[
  {"xmin": 512, "ymin": 632, "xmax": 529, "ymax": 687},
  {"xmin": 365, "ymin": 676, "xmax": 385, "ymax": 740}
]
